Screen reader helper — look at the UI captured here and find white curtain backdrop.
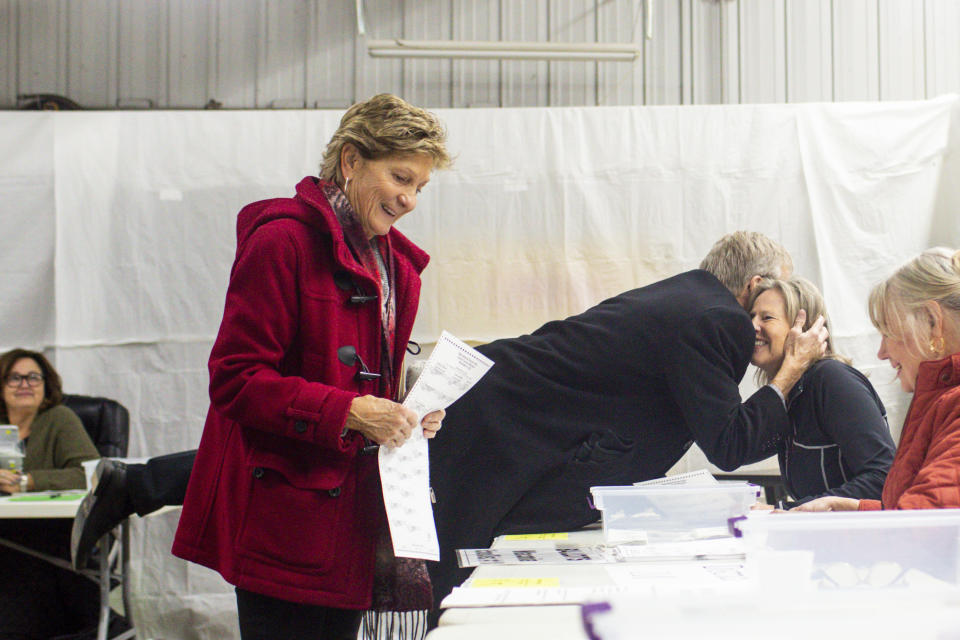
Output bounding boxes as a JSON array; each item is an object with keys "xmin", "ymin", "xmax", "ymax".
[{"xmin": 1, "ymin": 96, "xmax": 959, "ymax": 637}]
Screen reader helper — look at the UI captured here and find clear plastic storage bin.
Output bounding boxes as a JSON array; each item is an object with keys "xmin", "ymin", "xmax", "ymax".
[
  {"xmin": 732, "ymin": 509, "xmax": 960, "ymax": 590},
  {"xmin": 0, "ymin": 425, "xmax": 21, "ymax": 472},
  {"xmin": 0, "ymin": 425, "xmax": 17, "ymax": 449},
  {"xmin": 0, "ymin": 450, "xmax": 23, "ymax": 473},
  {"xmin": 590, "ymin": 483, "xmax": 761, "ymax": 543}
]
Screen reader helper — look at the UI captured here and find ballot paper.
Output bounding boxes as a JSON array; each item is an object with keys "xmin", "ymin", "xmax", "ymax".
[
  {"xmin": 615, "ymin": 537, "xmax": 746, "ymax": 562},
  {"xmin": 457, "ymin": 546, "xmax": 618, "ymax": 567},
  {"xmin": 379, "ymin": 331, "xmax": 494, "ymax": 560},
  {"xmin": 457, "ymin": 538, "xmax": 744, "ymax": 568},
  {"xmin": 634, "ymin": 469, "xmax": 718, "ymax": 487}
]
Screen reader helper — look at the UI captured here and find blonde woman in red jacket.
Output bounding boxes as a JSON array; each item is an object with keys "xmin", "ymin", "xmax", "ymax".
[
  {"xmin": 797, "ymin": 247, "xmax": 960, "ymax": 512},
  {"xmin": 172, "ymin": 94, "xmax": 449, "ymax": 640}
]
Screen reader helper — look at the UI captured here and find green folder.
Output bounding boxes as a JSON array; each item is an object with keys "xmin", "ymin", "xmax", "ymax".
[{"xmin": 9, "ymin": 492, "xmax": 85, "ymax": 502}]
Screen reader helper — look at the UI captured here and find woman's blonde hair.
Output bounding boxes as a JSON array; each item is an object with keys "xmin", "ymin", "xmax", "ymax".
[
  {"xmin": 320, "ymin": 93, "xmax": 451, "ymax": 185},
  {"xmin": 748, "ymin": 276, "xmax": 848, "ymax": 385},
  {"xmin": 868, "ymin": 247, "xmax": 960, "ymax": 359}
]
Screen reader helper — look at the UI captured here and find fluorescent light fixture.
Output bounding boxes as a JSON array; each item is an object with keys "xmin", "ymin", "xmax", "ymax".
[{"xmin": 367, "ymin": 39, "xmax": 640, "ymax": 62}]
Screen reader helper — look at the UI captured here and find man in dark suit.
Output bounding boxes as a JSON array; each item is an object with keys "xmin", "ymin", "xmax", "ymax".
[{"xmin": 427, "ymin": 230, "xmax": 828, "ymax": 609}]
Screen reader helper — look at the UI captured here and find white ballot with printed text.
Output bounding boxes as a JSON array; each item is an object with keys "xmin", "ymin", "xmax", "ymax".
[{"xmin": 379, "ymin": 331, "xmax": 494, "ymax": 560}]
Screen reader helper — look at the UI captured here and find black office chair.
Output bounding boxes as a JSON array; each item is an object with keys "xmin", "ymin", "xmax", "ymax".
[
  {"xmin": 61, "ymin": 395, "xmax": 136, "ymax": 637},
  {"xmin": 61, "ymin": 394, "xmax": 129, "ymax": 458}
]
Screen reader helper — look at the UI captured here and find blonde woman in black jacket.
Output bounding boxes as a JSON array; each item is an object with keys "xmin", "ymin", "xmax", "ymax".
[{"xmin": 747, "ymin": 277, "xmax": 895, "ymax": 505}]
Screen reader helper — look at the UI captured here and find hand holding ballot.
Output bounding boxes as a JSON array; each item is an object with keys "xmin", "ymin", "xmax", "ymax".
[
  {"xmin": 344, "ymin": 395, "xmax": 443, "ymax": 449},
  {"xmin": 379, "ymin": 332, "xmax": 494, "ymax": 560},
  {"xmin": 345, "ymin": 395, "xmax": 418, "ymax": 448},
  {"xmin": 420, "ymin": 408, "xmax": 445, "ymax": 439}
]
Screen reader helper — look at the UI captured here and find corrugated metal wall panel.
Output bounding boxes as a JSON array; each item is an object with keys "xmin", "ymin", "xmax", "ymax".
[
  {"xmin": 307, "ymin": 0, "xmax": 354, "ymax": 108},
  {"xmin": 686, "ymin": 0, "xmax": 723, "ymax": 105},
  {"xmin": 597, "ymin": 0, "xmax": 643, "ymax": 106},
  {"xmin": 404, "ymin": 0, "xmax": 454, "ymax": 108},
  {"xmin": 17, "ymin": 1, "xmax": 68, "ymax": 100},
  {"xmin": 924, "ymin": 0, "xmax": 960, "ymax": 98},
  {"xmin": 168, "ymin": 1, "xmax": 212, "ymax": 108},
  {"xmin": 356, "ymin": 0, "xmax": 405, "ymax": 103},
  {"xmin": 212, "ymin": 0, "xmax": 258, "ymax": 108},
  {"xmin": 500, "ymin": 0, "xmax": 548, "ymax": 108},
  {"xmin": 719, "ymin": 0, "xmax": 740, "ymax": 103},
  {"xmin": 1, "ymin": 1, "xmax": 19, "ymax": 106},
  {"xmin": 548, "ymin": 0, "xmax": 597, "ymax": 107},
  {"xmin": 644, "ymin": 0, "xmax": 682, "ymax": 105},
  {"xmin": 256, "ymin": 0, "xmax": 309, "ymax": 108},
  {"xmin": 878, "ymin": 0, "xmax": 926, "ymax": 101},
  {"xmin": 832, "ymin": 0, "xmax": 879, "ymax": 101},
  {"xmin": 66, "ymin": 0, "xmax": 117, "ymax": 108},
  {"xmin": 450, "ymin": 0, "xmax": 500, "ymax": 108},
  {"xmin": 118, "ymin": 0, "xmax": 165, "ymax": 108},
  {"xmin": 3, "ymin": 0, "xmax": 960, "ymax": 110},
  {"xmin": 785, "ymin": 0, "xmax": 831, "ymax": 102},
  {"xmin": 738, "ymin": 0, "xmax": 786, "ymax": 104}
]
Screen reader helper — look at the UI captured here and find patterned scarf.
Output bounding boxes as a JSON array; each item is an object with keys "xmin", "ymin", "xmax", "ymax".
[
  {"xmin": 321, "ymin": 180, "xmax": 397, "ymax": 396},
  {"xmin": 321, "ymin": 180, "xmax": 432, "ymax": 637}
]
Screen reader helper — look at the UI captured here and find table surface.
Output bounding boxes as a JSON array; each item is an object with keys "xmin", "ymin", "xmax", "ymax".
[
  {"xmin": 0, "ymin": 491, "xmax": 86, "ymax": 518},
  {"xmin": 434, "ymin": 527, "xmax": 618, "ymax": 639}
]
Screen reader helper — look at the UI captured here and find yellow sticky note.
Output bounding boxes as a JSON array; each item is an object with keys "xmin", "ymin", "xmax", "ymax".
[
  {"xmin": 471, "ymin": 578, "xmax": 560, "ymax": 588},
  {"xmin": 501, "ymin": 533, "xmax": 569, "ymax": 541}
]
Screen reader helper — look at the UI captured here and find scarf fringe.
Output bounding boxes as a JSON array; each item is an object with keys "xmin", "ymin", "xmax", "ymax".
[{"xmin": 361, "ymin": 610, "xmax": 429, "ymax": 640}]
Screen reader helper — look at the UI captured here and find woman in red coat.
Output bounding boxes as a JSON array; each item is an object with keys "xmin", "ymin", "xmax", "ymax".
[
  {"xmin": 796, "ymin": 247, "xmax": 960, "ymax": 512},
  {"xmin": 172, "ymin": 94, "xmax": 450, "ymax": 639}
]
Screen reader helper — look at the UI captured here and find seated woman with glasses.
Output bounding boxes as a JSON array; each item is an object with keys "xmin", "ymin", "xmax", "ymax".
[
  {"xmin": 746, "ymin": 277, "xmax": 895, "ymax": 506},
  {"xmin": 0, "ymin": 348, "xmax": 114, "ymax": 639},
  {"xmin": 0, "ymin": 348, "xmax": 99, "ymax": 494}
]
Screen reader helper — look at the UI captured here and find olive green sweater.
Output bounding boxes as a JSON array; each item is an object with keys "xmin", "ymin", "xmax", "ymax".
[{"xmin": 23, "ymin": 404, "xmax": 100, "ymax": 491}]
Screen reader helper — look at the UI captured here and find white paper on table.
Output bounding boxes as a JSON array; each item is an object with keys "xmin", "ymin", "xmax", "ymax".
[
  {"xmin": 634, "ymin": 469, "xmax": 718, "ymax": 487},
  {"xmin": 441, "ymin": 585, "xmax": 635, "ymax": 608},
  {"xmin": 379, "ymin": 331, "xmax": 494, "ymax": 560},
  {"xmin": 614, "ymin": 537, "xmax": 745, "ymax": 562},
  {"xmin": 604, "ymin": 562, "xmax": 748, "ymax": 593}
]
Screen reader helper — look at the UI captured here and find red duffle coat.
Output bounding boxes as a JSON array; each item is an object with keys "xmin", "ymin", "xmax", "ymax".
[
  {"xmin": 860, "ymin": 353, "xmax": 960, "ymax": 510},
  {"xmin": 172, "ymin": 177, "xmax": 428, "ymax": 608}
]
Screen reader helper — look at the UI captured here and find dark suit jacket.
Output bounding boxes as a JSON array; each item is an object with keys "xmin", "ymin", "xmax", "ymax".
[{"xmin": 428, "ymin": 269, "xmax": 789, "ymax": 605}]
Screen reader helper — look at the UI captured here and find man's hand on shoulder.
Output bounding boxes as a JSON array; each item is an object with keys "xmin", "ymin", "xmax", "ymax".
[{"xmin": 770, "ymin": 309, "xmax": 829, "ymax": 397}]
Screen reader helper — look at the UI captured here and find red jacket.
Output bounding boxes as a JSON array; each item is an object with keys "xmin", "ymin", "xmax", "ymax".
[
  {"xmin": 172, "ymin": 177, "xmax": 428, "ymax": 608},
  {"xmin": 860, "ymin": 353, "xmax": 960, "ymax": 510}
]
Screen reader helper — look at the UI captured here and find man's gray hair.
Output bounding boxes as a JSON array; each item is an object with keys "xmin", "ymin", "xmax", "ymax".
[{"xmin": 699, "ymin": 231, "xmax": 793, "ymax": 296}]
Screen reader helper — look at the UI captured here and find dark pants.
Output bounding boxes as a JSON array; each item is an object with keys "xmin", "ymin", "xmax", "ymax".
[
  {"xmin": 127, "ymin": 449, "xmax": 196, "ymax": 515},
  {"xmin": 235, "ymin": 588, "xmax": 362, "ymax": 640}
]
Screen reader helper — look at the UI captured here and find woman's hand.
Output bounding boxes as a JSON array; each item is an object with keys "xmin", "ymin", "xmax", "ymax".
[
  {"xmin": 345, "ymin": 395, "xmax": 419, "ymax": 449},
  {"xmin": 790, "ymin": 496, "xmax": 860, "ymax": 512},
  {"xmin": 0, "ymin": 470, "xmax": 25, "ymax": 493},
  {"xmin": 420, "ymin": 409, "xmax": 445, "ymax": 439}
]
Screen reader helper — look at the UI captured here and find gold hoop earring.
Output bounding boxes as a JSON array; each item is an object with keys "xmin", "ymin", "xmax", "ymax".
[{"xmin": 930, "ymin": 336, "xmax": 945, "ymax": 356}]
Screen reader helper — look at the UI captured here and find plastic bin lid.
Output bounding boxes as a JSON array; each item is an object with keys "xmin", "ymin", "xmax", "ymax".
[
  {"xmin": 590, "ymin": 483, "xmax": 761, "ymax": 509},
  {"xmin": 731, "ymin": 508, "xmax": 960, "ymax": 536}
]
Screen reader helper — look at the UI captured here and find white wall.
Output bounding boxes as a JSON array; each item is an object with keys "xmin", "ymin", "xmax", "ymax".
[{"xmin": 3, "ymin": 0, "xmax": 960, "ymax": 110}]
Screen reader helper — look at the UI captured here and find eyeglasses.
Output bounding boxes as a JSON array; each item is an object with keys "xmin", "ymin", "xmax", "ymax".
[{"xmin": 5, "ymin": 373, "xmax": 44, "ymax": 388}]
